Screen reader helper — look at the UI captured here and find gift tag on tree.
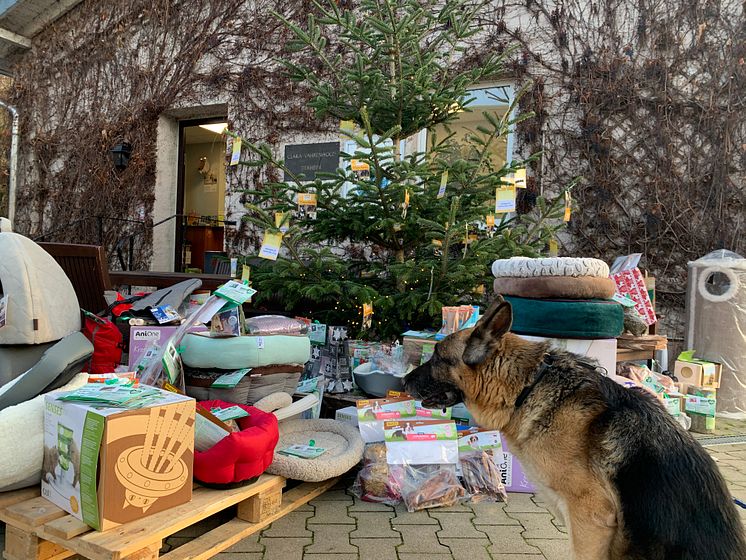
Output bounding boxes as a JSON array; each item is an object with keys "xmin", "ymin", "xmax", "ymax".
[
  {"xmin": 549, "ymin": 238, "xmax": 559, "ymax": 257},
  {"xmin": 495, "ymin": 185, "xmax": 516, "ymax": 213},
  {"xmin": 563, "ymin": 191, "xmax": 572, "ymax": 222},
  {"xmin": 241, "ymin": 265, "xmax": 251, "ymax": 283},
  {"xmin": 362, "ymin": 302, "xmax": 374, "ymax": 329},
  {"xmin": 275, "ymin": 212, "xmax": 290, "ymax": 233},
  {"xmin": 402, "ymin": 189, "xmax": 410, "ymax": 218},
  {"xmin": 259, "ymin": 230, "xmax": 283, "ymax": 260},
  {"xmin": 514, "ymin": 168, "xmax": 527, "ymax": 188},
  {"xmin": 437, "ymin": 171, "xmax": 448, "ymax": 198},
  {"xmin": 297, "ymin": 193, "xmax": 318, "ymax": 220},
  {"xmin": 230, "ymin": 137, "xmax": 242, "ymax": 166}
]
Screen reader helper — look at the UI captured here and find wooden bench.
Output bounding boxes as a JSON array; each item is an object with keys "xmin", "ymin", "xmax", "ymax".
[
  {"xmin": 38, "ymin": 243, "xmax": 111, "ymax": 315},
  {"xmin": 0, "ymin": 475, "xmax": 336, "ymax": 560}
]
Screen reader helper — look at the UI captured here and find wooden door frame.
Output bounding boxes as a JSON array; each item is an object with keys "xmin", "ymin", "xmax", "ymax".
[{"xmin": 174, "ymin": 116, "xmax": 227, "ymax": 271}]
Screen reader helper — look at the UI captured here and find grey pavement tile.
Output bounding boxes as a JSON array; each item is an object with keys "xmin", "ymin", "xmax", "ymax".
[
  {"xmin": 262, "ymin": 510, "xmax": 314, "ymax": 538},
  {"xmin": 349, "ymin": 511, "xmax": 398, "ymax": 538},
  {"xmin": 479, "ymin": 525, "xmax": 543, "ymax": 555},
  {"xmin": 313, "ymin": 489, "xmax": 355, "ymax": 503},
  {"xmin": 470, "ymin": 502, "xmax": 521, "ymax": 526},
  {"xmin": 428, "ymin": 512, "xmax": 487, "ymax": 539},
  {"xmin": 308, "ymin": 501, "xmax": 356, "ymax": 524},
  {"xmin": 305, "ymin": 525, "xmax": 358, "ymax": 554},
  {"xmin": 215, "ymin": 554, "xmax": 263, "ymax": 560},
  {"xmin": 391, "ymin": 503, "xmax": 439, "ymax": 525},
  {"xmin": 525, "ymin": 538, "xmax": 572, "ymax": 560},
  {"xmin": 396, "ymin": 524, "xmax": 452, "ymax": 554},
  {"xmin": 352, "ymin": 537, "xmax": 401, "ymax": 559},
  {"xmin": 504, "ymin": 493, "xmax": 547, "ymax": 514},
  {"xmin": 261, "ymin": 537, "xmax": 312, "ymax": 560},
  {"xmin": 439, "ymin": 538, "xmax": 492, "ymax": 560},
  {"xmin": 507, "ymin": 512, "xmax": 567, "ymax": 540}
]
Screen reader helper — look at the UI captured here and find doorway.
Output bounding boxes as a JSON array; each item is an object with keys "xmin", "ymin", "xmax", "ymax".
[{"xmin": 175, "ymin": 118, "xmax": 228, "ymax": 272}]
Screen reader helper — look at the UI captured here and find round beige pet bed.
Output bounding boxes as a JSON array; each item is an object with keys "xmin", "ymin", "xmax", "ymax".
[{"xmin": 266, "ymin": 419, "xmax": 364, "ymax": 482}]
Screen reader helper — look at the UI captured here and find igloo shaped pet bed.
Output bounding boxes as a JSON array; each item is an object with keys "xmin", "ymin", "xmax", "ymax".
[
  {"xmin": 0, "ymin": 232, "xmax": 81, "ymax": 346},
  {"xmin": 194, "ymin": 400, "xmax": 279, "ymax": 488},
  {"xmin": 267, "ymin": 419, "xmax": 364, "ymax": 482}
]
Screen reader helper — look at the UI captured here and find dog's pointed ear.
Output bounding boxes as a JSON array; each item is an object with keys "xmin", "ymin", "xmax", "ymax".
[{"xmin": 462, "ymin": 298, "xmax": 512, "ymax": 367}]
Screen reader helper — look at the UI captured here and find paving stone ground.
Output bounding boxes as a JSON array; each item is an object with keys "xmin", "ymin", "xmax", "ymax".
[
  {"xmin": 163, "ymin": 442, "xmax": 746, "ymax": 560},
  {"xmin": 2, "ymin": 444, "xmax": 745, "ymax": 559}
]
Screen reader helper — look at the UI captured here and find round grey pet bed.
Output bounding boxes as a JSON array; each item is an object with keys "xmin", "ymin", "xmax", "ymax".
[{"xmin": 266, "ymin": 419, "xmax": 364, "ymax": 482}]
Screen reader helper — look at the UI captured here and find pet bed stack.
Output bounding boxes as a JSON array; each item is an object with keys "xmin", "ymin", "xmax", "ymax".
[
  {"xmin": 492, "ymin": 257, "xmax": 623, "ymax": 372},
  {"xmin": 180, "ymin": 315, "xmax": 311, "ymax": 406}
]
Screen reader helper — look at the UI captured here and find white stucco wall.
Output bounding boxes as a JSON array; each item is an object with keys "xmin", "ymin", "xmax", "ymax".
[{"xmin": 152, "ymin": 115, "xmax": 179, "ymax": 271}]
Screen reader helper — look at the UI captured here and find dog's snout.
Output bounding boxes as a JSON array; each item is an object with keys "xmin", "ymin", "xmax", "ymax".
[{"xmin": 403, "ymin": 363, "xmax": 431, "ymax": 398}]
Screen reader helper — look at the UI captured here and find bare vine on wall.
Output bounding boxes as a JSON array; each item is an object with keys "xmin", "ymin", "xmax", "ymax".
[
  {"xmin": 1, "ymin": 0, "xmax": 743, "ymax": 341},
  {"xmin": 5, "ymin": 0, "xmax": 322, "ymax": 268},
  {"xmin": 477, "ymin": 0, "xmax": 745, "ymax": 338}
]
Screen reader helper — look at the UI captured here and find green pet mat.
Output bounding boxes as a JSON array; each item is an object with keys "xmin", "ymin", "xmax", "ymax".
[{"xmin": 505, "ymin": 296, "xmax": 624, "ymax": 339}]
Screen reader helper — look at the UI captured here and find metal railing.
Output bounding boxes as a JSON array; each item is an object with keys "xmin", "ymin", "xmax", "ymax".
[{"xmin": 33, "ymin": 213, "xmax": 237, "ymax": 271}]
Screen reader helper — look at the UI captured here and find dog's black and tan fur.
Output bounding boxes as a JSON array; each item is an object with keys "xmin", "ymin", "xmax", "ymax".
[{"xmin": 405, "ymin": 297, "xmax": 746, "ymax": 560}]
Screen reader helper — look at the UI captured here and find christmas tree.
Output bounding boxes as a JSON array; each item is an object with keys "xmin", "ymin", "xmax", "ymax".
[{"xmin": 236, "ymin": 0, "xmax": 571, "ymax": 339}]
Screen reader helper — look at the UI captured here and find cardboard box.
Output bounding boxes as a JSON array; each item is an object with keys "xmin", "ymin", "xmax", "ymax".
[
  {"xmin": 685, "ymin": 386, "xmax": 717, "ymax": 434},
  {"xmin": 674, "ymin": 359, "xmax": 722, "ymax": 389},
  {"xmin": 497, "ymin": 435, "xmax": 535, "ymax": 493},
  {"xmin": 517, "ymin": 336, "xmax": 617, "ymax": 376},
  {"xmin": 128, "ymin": 325, "xmax": 207, "ymax": 369},
  {"xmin": 42, "ymin": 389, "xmax": 195, "ymax": 531}
]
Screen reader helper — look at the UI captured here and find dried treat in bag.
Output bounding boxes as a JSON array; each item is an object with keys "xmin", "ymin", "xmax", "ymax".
[
  {"xmin": 351, "ymin": 443, "xmax": 401, "ymax": 505},
  {"xmin": 460, "ymin": 450, "xmax": 507, "ymax": 503},
  {"xmin": 396, "ymin": 464, "xmax": 466, "ymax": 512}
]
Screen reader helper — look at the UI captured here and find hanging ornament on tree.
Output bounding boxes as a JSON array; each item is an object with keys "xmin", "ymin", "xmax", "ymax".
[{"xmin": 563, "ymin": 191, "xmax": 572, "ymax": 222}]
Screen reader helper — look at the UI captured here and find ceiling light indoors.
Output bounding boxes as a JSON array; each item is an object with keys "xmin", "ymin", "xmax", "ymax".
[{"xmin": 198, "ymin": 122, "xmax": 228, "ymax": 134}]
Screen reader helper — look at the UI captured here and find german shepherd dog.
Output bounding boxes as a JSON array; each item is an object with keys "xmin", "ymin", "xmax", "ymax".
[{"xmin": 405, "ymin": 297, "xmax": 746, "ymax": 560}]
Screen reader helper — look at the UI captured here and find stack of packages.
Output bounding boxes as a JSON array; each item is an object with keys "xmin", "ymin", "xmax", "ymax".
[
  {"xmin": 351, "ymin": 391, "xmax": 508, "ymax": 511},
  {"xmin": 178, "ymin": 314, "xmax": 311, "ymax": 405},
  {"xmin": 491, "ymin": 256, "xmax": 622, "ymax": 375},
  {"xmin": 673, "ymin": 351, "xmax": 722, "ymax": 434},
  {"xmin": 302, "ymin": 323, "xmax": 352, "ymax": 393}
]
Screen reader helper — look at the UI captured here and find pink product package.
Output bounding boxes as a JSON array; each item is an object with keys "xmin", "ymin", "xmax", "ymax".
[
  {"xmin": 128, "ymin": 325, "xmax": 207, "ymax": 369},
  {"xmin": 610, "ymin": 268, "xmax": 656, "ymax": 326},
  {"xmin": 496, "ymin": 435, "xmax": 535, "ymax": 494}
]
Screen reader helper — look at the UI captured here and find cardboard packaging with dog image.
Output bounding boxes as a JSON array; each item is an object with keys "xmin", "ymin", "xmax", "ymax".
[{"xmin": 41, "ymin": 389, "xmax": 195, "ymax": 530}]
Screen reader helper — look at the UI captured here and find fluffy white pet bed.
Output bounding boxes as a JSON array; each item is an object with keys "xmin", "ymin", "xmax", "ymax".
[
  {"xmin": 491, "ymin": 256, "xmax": 610, "ymax": 279},
  {"xmin": 266, "ymin": 419, "xmax": 364, "ymax": 482},
  {"xmin": 0, "ymin": 372, "xmax": 88, "ymax": 491}
]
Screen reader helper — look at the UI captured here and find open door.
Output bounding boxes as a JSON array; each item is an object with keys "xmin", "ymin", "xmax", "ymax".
[{"xmin": 175, "ymin": 118, "xmax": 228, "ymax": 272}]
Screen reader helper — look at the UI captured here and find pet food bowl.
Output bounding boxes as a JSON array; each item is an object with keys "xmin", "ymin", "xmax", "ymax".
[{"xmin": 353, "ymin": 363, "xmax": 405, "ymax": 397}]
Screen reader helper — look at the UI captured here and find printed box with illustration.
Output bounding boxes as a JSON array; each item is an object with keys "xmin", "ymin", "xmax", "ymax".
[{"xmin": 41, "ymin": 388, "xmax": 195, "ymax": 531}]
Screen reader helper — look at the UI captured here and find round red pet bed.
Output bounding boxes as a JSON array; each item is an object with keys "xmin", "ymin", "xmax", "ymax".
[{"xmin": 194, "ymin": 400, "xmax": 279, "ymax": 488}]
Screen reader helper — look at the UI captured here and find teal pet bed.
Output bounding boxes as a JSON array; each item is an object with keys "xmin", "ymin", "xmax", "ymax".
[
  {"xmin": 505, "ymin": 296, "xmax": 624, "ymax": 339},
  {"xmin": 181, "ymin": 334, "xmax": 311, "ymax": 370}
]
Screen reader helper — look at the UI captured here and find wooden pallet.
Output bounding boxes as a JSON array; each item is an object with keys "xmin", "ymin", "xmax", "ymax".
[{"xmin": 0, "ymin": 474, "xmax": 337, "ymax": 560}]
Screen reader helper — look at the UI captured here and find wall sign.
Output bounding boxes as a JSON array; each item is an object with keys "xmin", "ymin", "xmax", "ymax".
[{"xmin": 284, "ymin": 142, "xmax": 340, "ymax": 181}]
